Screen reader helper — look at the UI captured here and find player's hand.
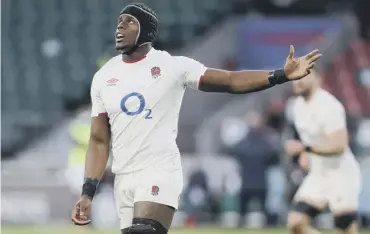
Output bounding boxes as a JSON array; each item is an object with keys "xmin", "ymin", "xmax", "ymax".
[
  {"xmin": 284, "ymin": 45, "xmax": 322, "ymax": 80},
  {"xmin": 299, "ymin": 152, "xmax": 310, "ymax": 171},
  {"xmin": 71, "ymin": 195, "xmax": 92, "ymax": 226},
  {"xmin": 284, "ymin": 139, "xmax": 305, "ymax": 156}
]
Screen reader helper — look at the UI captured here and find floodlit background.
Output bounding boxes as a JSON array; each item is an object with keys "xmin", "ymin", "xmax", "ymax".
[{"xmin": 1, "ymin": 0, "xmax": 370, "ymax": 233}]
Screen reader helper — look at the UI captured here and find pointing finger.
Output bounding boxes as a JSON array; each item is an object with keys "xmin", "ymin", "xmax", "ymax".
[
  {"xmin": 305, "ymin": 49, "xmax": 320, "ymax": 60},
  {"xmin": 288, "ymin": 45, "xmax": 295, "ymax": 59},
  {"xmin": 308, "ymin": 53, "xmax": 322, "ymax": 63}
]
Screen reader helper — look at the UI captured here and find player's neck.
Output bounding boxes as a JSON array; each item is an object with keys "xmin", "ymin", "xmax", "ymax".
[
  {"xmin": 303, "ymin": 86, "xmax": 319, "ymax": 102},
  {"xmin": 122, "ymin": 44, "xmax": 152, "ymax": 63}
]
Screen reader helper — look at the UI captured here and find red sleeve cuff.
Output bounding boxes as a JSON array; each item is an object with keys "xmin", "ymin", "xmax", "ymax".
[
  {"xmin": 197, "ymin": 75, "xmax": 205, "ymax": 89},
  {"xmin": 98, "ymin": 112, "xmax": 108, "ymax": 116}
]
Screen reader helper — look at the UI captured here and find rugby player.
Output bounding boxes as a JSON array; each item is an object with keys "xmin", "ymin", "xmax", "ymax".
[
  {"xmin": 285, "ymin": 71, "xmax": 361, "ymax": 234},
  {"xmin": 71, "ymin": 3, "xmax": 322, "ymax": 234}
]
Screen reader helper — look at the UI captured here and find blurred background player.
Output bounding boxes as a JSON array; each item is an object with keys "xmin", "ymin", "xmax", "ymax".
[
  {"xmin": 70, "ymin": 2, "xmax": 321, "ymax": 234},
  {"xmin": 225, "ymin": 110, "xmax": 280, "ymax": 227},
  {"xmin": 285, "ymin": 70, "xmax": 362, "ymax": 234}
]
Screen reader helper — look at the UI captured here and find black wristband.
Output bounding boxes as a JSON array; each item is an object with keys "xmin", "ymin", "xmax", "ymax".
[
  {"xmin": 268, "ymin": 69, "xmax": 289, "ymax": 85},
  {"xmin": 304, "ymin": 146, "xmax": 313, "ymax": 153},
  {"xmin": 81, "ymin": 178, "xmax": 100, "ymax": 199}
]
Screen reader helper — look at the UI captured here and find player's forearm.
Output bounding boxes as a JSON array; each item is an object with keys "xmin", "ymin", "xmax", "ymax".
[
  {"xmin": 309, "ymin": 142, "xmax": 346, "ymax": 156},
  {"xmin": 81, "ymin": 138, "xmax": 109, "ymax": 199},
  {"xmin": 228, "ymin": 70, "xmax": 274, "ymax": 94},
  {"xmin": 199, "ymin": 68, "xmax": 288, "ymax": 93},
  {"xmin": 84, "ymin": 138, "xmax": 110, "ymax": 180}
]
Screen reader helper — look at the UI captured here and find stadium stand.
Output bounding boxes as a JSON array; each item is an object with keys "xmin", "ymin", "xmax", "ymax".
[
  {"xmin": 1, "ymin": 0, "xmax": 252, "ymax": 157},
  {"xmin": 322, "ymin": 40, "xmax": 370, "ymax": 116}
]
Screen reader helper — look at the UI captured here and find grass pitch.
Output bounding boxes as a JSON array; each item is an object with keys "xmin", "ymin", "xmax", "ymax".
[{"xmin": 2, "ymin": 227, "xmax": 370, "ymax": 234}]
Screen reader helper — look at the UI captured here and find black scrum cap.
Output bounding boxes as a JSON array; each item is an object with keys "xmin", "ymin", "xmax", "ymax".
[{"xmin": 120, "ymin": 3, "xmax": 159, "ymax": 54}]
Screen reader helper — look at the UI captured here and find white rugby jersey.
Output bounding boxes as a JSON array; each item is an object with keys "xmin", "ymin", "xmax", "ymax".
[
  {"xmin": 90, "ymin": 49, "xmax": 207, "ymax": 174},
  {"xmin": 292, "ymin": 88, "xmax": 360, "ymax": 175}
]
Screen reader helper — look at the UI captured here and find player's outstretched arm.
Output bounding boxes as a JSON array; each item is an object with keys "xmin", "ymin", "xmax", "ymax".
[{"xmin": 199, "ymin": 46, "xmax": 321, "ymax": 93}]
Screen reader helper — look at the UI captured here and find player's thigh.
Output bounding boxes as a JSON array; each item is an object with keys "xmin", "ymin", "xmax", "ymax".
[
  {"xmin": 133, "ymin": 170, "xmax": 183, "ymax": 229},
  {"xmin": 329, "ymin": 174, "xmax": 360, "ymax": 234},
  {"xmin": 119, "ymin": 207, "xmax": 134, "ymax": 232},
  {"xmin": 114, "ymin": 174, "xmax": 135, "ymax": 230},
  {"xmin": 288, "ymin": 176, "xmax": 326, "ymax": 229},
  {"xmin": 288, "ymin": 200, "xmax": 323, "ymax": 227},
  {"xmin": 134, "ymin": 201, "xmax": 175, "ymax": 230},
  {"xmin": 293, "ymin": 175, "xmax": 328, "ymax": 210},
  {"xmin": 329, "ymin": 191, "xmax": 359, "ymax": 215},
  {"xmin": 328, "ymin": 172, "xmax": 361, "ymax": 214}
]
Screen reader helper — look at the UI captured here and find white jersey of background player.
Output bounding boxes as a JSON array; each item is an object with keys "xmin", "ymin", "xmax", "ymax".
[
  {"xmin": 285, "ymin": 70, "xmax": 361, "ymax": 234},
  {"xmin": 71, "ymin": 2, "xmax": 322, "ymax": 233}
]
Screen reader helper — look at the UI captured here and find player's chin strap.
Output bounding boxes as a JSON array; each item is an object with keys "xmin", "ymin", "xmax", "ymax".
[
  {"xmin": 122, "ymin": 42, "xmax": 152, "ymax": 55},
  {"xmin": 122, "ymin": 44, "xmax": 139, "ymax": 55}
]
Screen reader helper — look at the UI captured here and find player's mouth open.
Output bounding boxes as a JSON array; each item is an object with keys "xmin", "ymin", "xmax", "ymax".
[{"xmin": 116, "ymin": 33, "xmax": 125, "ymax": 42}]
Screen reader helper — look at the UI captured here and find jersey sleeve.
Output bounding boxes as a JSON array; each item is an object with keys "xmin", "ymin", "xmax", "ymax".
[
  {"xmin": 173, "ymin": 56, "xmax": 207, "ymax": 89},
  {"xmin": 322, "ymin": 100, "xmax": 346, "ymax": 134},
  {"xmin": 90, "ymin": 73, "xmax": 107, "ymax": 117}
]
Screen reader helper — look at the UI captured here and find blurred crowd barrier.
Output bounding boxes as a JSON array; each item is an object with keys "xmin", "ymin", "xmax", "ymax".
[{"xmin": 2, "ymin": 153, "xmax": 370, "ymax": 228}]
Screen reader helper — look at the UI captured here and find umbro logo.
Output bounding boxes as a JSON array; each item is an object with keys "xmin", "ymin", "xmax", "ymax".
[{"xmin": 107, "ymin": 78, "xmax": 119, "ymax": 86}]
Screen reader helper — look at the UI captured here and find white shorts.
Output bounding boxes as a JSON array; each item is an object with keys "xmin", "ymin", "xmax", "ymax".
[
  {"xmin": 294, "ymin": 171, "xmax": 361, "ymax": 213},
  {"xmin": 114, "ymin": 169, "xmax": 183, "ymax": 229}
]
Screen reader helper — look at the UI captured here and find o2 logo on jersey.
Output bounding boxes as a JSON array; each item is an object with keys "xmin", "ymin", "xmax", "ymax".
[{"xmin": 120, "ymin": 92, "xmax": 152, "ymax": 119}]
